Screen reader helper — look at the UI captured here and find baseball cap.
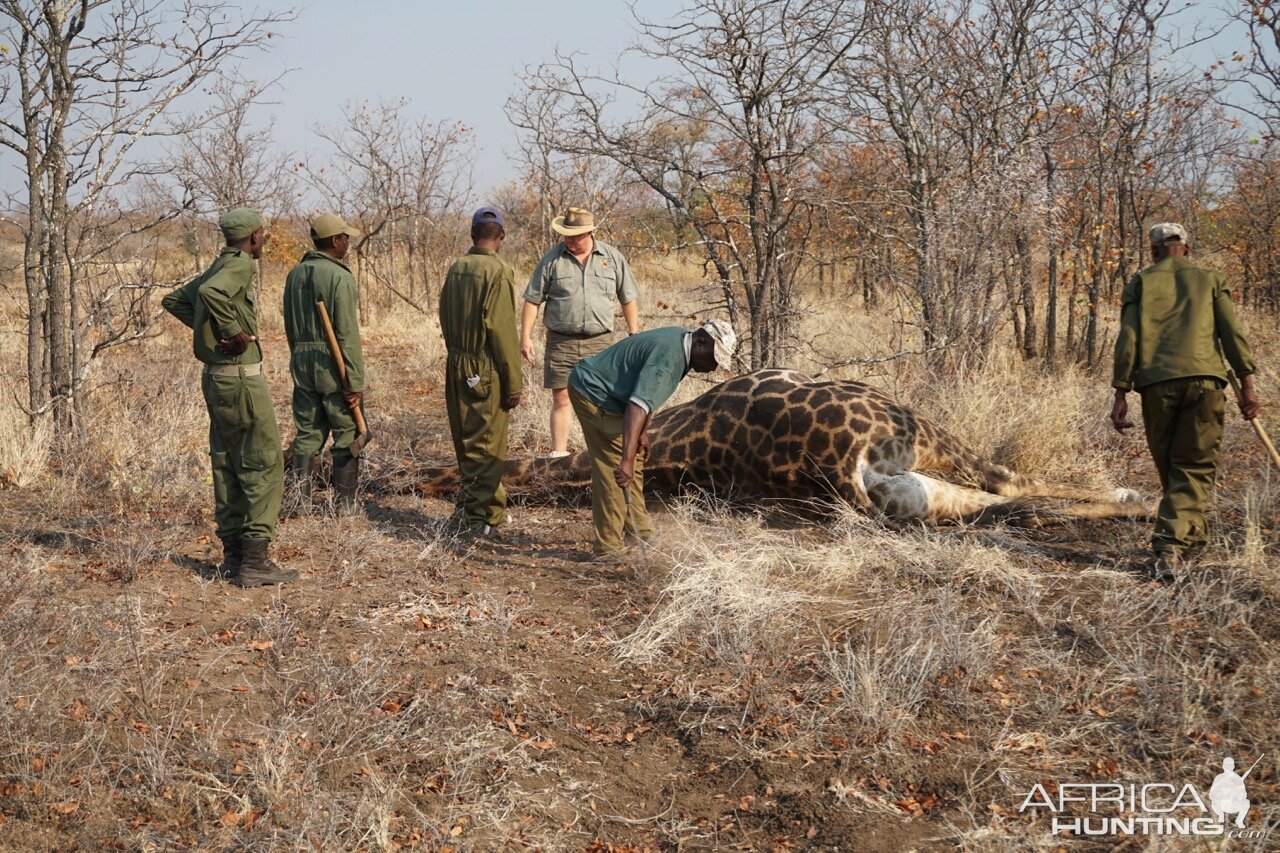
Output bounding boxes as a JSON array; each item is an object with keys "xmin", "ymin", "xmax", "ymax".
[
  {"xmin": 472, "ymin": 207, "xmax": 504, "ymax": 227},
  {"xmin": 1148, "ymin": 222, "xmax": 1189, "ymax": 246},
  {"xmin": 701, "ymin": 319, "xmax": 737, "ymax": 369},
  {"xmin": 219, "ymin": 208, "xmax": 265, "ymax": 242},
  {"xmin": 310, "ymin": 213, "xmax": 361, "ymax": 241}
]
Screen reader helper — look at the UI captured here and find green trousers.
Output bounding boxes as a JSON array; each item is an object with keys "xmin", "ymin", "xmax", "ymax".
[
  {"xmin": 289, "ymin": 343, "xmax": 358, "ymax": 460},
  {"xmin": 569, "ymin": 387, "xmax": 654, "ymax": 556},
  {"xmin": 201, "ymin": 368, "xmax": 284, "ymax": 541},
  {"xmin": 445, "ymin": 355, "xmax": 509, "ymax": 529},
  {"xmin": 1139, "ymin": 376, "xmax": 1226, "ymax": 554}
]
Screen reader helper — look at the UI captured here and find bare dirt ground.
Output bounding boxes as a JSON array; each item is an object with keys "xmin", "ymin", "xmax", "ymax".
[{"xmin": 0, "ymin": 322, "xmax": 1277, "ymax": 851}]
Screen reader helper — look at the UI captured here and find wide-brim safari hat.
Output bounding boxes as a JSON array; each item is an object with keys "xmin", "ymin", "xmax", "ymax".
[{"xmin": 551, "ymin": 206, "xmax": 597, "ymax": 237}]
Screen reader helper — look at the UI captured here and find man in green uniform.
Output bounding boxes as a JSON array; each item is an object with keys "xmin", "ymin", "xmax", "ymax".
[
  {"xmin": 283, "ymin": 213, "xmax": 366, "ymax": 512},
  {"xmin": 161, "ymin": 209, "xmax": 297, "ymax": 588},
  {"xmin": 569, "ymin": 320, "xmax": 736, "ymax": 560},
  {"xmin": 439, "ymin": 207, "xmax": 523, "ymax": 536},
  {"xmin": 520, "ymin": 206, "xmax": 641, "ymax": 459},
  {"xmin": 1110, "ymin": 222, "xmax": 1262, "ymax": 572}
]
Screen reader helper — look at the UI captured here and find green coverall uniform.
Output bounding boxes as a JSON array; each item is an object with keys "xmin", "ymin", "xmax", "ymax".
[
  {"xmin": 439, "ymin": 247, "xmax": 523, "ymax": 529},
  {"xmin": 1112, "ymin": 255, "xmax": 1257, "ymax": 555},
  {"xmin": 283, "ymin": 250, "xmax": 365, "ymax": 461},
  {"xmin": 162, "ymin": 247, "xmax": 284, "ymax": 543}
]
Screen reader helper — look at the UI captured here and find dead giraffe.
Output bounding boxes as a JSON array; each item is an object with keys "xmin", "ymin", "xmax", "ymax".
[{"xmin": 411, "ymin": 369, "xmax": 1151, "ymax": 525}]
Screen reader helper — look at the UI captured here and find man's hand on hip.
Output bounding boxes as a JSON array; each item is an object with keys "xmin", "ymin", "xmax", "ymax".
[{"xmin": 217, "ymin": 331, "xmax": 256, "ymax": 356}]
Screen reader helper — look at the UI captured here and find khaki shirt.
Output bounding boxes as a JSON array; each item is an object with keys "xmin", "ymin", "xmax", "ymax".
[
  {"xmin": 1112, "ymin": 256, "xmax": 1256, "ymax": 391},
  {"xmin": 161, "ymin": 247, "xmax": 261, "ymax": 366},
  {"xmin": 440, "ymin": 247, "xmax": 523, "ymax": 398},
  {"xmin": 283, "ymin": 250, "xmax": 365, "ymax": 391},
  {"xmin": 523, "ymin": 239, "xmax": 639, "ymax": 335}
]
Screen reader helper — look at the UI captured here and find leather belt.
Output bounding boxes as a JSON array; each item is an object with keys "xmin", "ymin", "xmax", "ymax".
[
  {"xmin": 203, "ymin": 362, "xmax": 263, "ymax": 376},
  {"xmin": 550, "ymin": 330, "xmax": 608, "ymax": 340}
]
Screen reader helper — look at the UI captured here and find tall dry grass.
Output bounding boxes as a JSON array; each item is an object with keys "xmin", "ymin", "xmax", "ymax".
[{"xmin": 0, "ymin": 247, "xmax": 1275, "ymax": 849}]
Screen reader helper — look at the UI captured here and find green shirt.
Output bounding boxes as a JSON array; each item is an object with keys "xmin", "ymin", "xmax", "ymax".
[
  {"xmin": 1112, "ymin": 256, "xmax": 1256, "ymax": 391},
  {"xmin": 439, "ymin": 247, "xmax": 523, "ymax": 398},
  {"xmin": 161, "ymin": 247, "xmax": 261, "ymax": 366},
  {"xmin": 523, "ymin": 239, "xmax": 640, "ymax": 335},
  {"xmin": 569, "ymin": 327, "xmax": 690, "ymax": 414},
  {"xmin": 283, "ymin": 250, "xmax": 366, "ymax": 391}
]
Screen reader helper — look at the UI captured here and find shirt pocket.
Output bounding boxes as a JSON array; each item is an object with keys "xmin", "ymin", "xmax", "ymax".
[{"xmin": 550, "ymin": 271, "xmax": 579, "ymax": 300}]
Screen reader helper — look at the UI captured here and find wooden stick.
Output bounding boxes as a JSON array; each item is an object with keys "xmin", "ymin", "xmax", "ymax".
[
  {"xmin": 1227, "ymin": 371, "xmax": 1280, "ymax": 471},
  {"xmin": 316, "ymin": 299, "xmax": 368, "ymax": 436}
]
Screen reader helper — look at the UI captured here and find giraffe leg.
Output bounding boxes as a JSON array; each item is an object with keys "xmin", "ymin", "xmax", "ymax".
[
  {"xmin": 861, "ymin": 467, "xmax": 1005, "ymax": 522},
  {"xmin": 861, "ymin": 467, "xmax": 1154, "ymax": 525}
]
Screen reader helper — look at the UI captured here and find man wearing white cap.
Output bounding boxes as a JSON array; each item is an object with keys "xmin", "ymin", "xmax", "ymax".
[
  {"xmin": 283, "ymin": 213, "xmax": 366, "ymax": 512},
  {"xmin": 1110, "ymin": 222, "xmax": 1260, "ymax": 575},
  {"xmin": 521, "ymin": 206, "xmax": 641, "ymax": 459},
  {"xmin": 568, "ymin": 320, "xmax": 736, "ymax": 560}
]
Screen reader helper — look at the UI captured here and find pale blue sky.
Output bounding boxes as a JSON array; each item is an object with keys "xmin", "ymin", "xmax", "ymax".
[{"xmin": 237, "ymin": 0, "xmax": 686, "ymax": 201}]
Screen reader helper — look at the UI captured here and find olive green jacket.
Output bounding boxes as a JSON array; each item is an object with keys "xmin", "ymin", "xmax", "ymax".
[
  {"xmin": 1112, "ymin": 256, "xmax": 1256, "ymax": 391},
  {"xmin": 439, "ymin": 247, "xmax": 522, "ymax": 399},
  {"xmin": 161, "ymin": 248, "xmax": 262, "ymax": 365},
  {"xmin": 283, "ymin": 250, "xmax": 365, "ymax": 392}
]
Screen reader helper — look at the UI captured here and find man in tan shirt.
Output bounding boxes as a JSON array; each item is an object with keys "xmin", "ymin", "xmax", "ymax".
[{"xmin": 521, "ymin": 207, "xmax": 640, "ymax": 457}]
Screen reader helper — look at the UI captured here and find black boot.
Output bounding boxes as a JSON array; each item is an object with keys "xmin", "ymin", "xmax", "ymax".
[
  {"xmin": 331, "ymin": 454, "xmax": 360, "ymax": 514},
  {"xmin": 289, "ymin": 452, "xmax": 315, "ymax": 511},
  {"xmin": 232, "ymin": 538, "xmax": 299, "ymax": 588},
  {"xmin": 202, "ymin": 536, "xmax": 242, "ymax": 580}
]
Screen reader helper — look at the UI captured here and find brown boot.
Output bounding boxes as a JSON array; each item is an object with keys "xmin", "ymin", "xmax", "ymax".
[
  {"xmin": 201, "ymin": 536, "xmax": 243, "ymax": 580},
  {"xmin": 232, "ymin": 538, "xmax": 299, "ymax": 588}
]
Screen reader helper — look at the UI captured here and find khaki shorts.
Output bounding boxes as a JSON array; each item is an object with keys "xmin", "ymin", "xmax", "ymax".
[{"xmin": 543, "ymin": 330, "xmax": 615, "ymax": 389}]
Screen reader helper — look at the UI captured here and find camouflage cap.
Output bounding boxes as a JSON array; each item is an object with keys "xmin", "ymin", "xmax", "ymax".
[
  {"xmin": 1148, "ymin": 222, "xmax": 1189, "ymax": 247},
  {"xmin": 700, "ymin": 319, "xmax": 737, "ymax": 369},
  {"xmin": 219, "ymin": 208, "xmax": 265, "ymax": 242}
]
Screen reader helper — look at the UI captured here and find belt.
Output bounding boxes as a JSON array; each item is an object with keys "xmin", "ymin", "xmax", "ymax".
[
  {"xmin": 550, "ymin": 329, "xmax": 608, "ymax": 340},
  {"xmin": 203, "ymin": 362, "xmax": 263, "ymax": 376}
]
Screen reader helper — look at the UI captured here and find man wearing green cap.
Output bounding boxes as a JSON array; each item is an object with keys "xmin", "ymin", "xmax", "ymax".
[
  {"xmin": 161, "ymin": 208, "xmax": 297, "ymax": 588},
  {"xmin": 1110, "ymin": 222, "xmax": 1262, "ymax": 575},
  {"xmin": 283, "ymin": 213, "xmax": 366, "ymax": 512},
  {"xmin": 439, "ymin": 207, "xmax": 523, "ymax": 536}
]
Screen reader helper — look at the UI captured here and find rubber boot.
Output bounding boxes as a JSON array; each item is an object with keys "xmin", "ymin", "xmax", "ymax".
[
  {"xmin": 331, "ymin": 454, "xmax": 360, "ymax": 515},
  {"xmin": 291, "ymin": 452, "xmax": 315, "ymax": 505},
  {"xmin": 232, "ymin": 538, "xmax": 299, "ymax": 588},
  {"xmin": 202, "ymin": 536, "xmax": 242, "ymax": 580}
]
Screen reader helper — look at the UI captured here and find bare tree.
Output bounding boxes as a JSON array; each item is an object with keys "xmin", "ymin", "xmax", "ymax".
[
  {"xmin": 835, "ymin": 0, "xmax": 1059, "ymax": 370},
  {"xmin": 0, "ymin": 0, "xmax": 292, "ymax": 431},
  {"xmin": 522, "ymin": 0, "xmax": 865, "ymax": 369},
  {"xmin": 505, "ymin": 82, "xmax": 629, "ymax": 254},
  {"xmin": 304, "ymin": 99, "xmax": 474, "ymax": 318},
  {"xmin": 164, "ymin": 73, "xmax": 300, "ymax": 270}
]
